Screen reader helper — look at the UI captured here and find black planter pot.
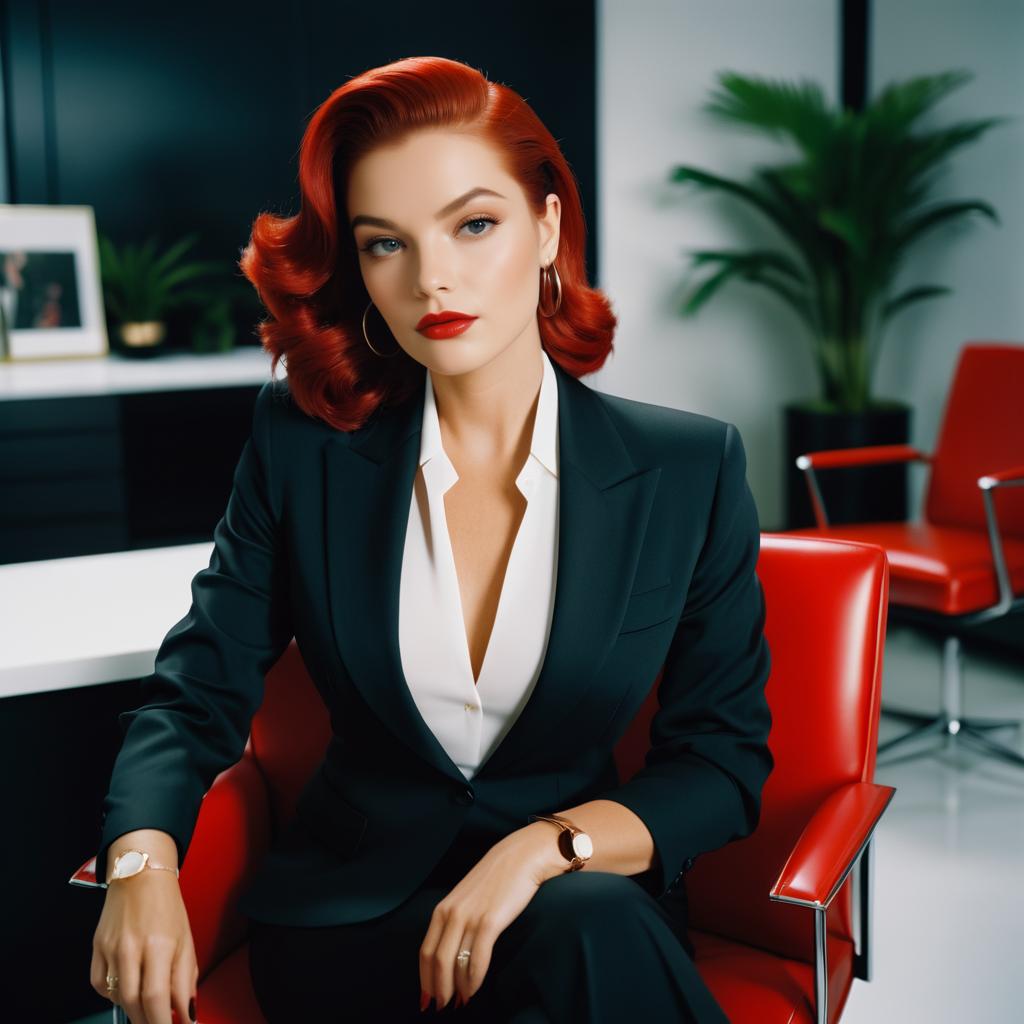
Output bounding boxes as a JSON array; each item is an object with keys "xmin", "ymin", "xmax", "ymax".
[{"xmin": 784, "ymin": 400, "xmax": 914, "ymax": 529}]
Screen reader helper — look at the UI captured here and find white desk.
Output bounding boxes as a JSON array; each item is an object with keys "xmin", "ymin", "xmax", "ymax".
[
  {"xmin": 0, "ymin": 543, "xmax": 214, "ymax": 698},
  {"xmin": 0, "ymin": 345, "xmax": 284, "ymax": 401}
]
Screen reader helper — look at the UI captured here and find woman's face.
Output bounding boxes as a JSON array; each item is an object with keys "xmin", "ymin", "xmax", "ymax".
[{"xmin": 346, "ymin": 128, "xmax": 560, "ymax": 377}]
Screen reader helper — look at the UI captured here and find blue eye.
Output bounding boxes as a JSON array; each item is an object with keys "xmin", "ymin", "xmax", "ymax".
[
  {"xmin": 461, "ymin": 216, "xmax": 496, "ymax": 237},
  {"xmin": 359, "ymin": 215, "xmax": 499, "ymax": 258},
  {"xmin": 366, "ymin": 238, "xmax": 401, "ymax": 257}
]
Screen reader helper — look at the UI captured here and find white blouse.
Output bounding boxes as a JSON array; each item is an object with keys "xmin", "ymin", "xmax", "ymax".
[{"xmin": 398, "ymin": 349, "xmax": 560, "ymax": 781}]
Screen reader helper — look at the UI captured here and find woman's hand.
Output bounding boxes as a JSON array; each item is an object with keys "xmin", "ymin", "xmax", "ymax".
[
  {"xmin": 91, "ymin": 871, "xmax": 198, "ymax": 1024},
  {"xmin": 418, "ymin": 824, "xmax": 563, "ymax": 1011}
]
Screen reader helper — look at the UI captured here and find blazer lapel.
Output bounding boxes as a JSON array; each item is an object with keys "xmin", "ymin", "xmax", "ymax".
[{"xmin": 323, "ymin": 358, "xmax": 661, "ymax": 786}]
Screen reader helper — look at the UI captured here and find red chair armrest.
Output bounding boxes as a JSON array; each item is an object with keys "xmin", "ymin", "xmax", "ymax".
[
  {"xmin": 979, "ymin": 465, "xmax": 1024, "ymax": 488},
  {"xmin": 68, "ymin": 857, "xmax": 104, "ymax": 889},
  {"xmin": 770, "ymin": 781, "xmax": 896, "ymax": 909},
  {"xmin": 795, "ymin": 445, "xmax": 930, "ymax": 526},
  {"xmin": 976, "ymin": 466, "xmax": 1024, "ymax": 612},
  {"xmin": 796, "ymin": 444, "xmax": 930, "ymax": 471}
]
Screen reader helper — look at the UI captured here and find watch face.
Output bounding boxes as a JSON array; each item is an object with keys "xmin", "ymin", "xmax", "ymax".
[
  {"xmin": 572, "ymin": 833, "xmax": 594, "ymax": 859},
  {"xmin": 115, "ymin": 851, "xmax": 146, "ymax": 877}
]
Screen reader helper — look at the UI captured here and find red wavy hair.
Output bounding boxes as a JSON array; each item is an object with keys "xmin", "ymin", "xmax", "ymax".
[{"xmin": 238, "ymin": 55, "xmax": 617, "ymax": 432}]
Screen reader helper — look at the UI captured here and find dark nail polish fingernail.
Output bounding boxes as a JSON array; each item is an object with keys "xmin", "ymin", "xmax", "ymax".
[
  {"xmin": 420, "ymin": 988, "xmax": 430, "ymax": 1012},
  {"xmin": 189, "ymin": 995, "xmax": 196, "ymax": 1022}
]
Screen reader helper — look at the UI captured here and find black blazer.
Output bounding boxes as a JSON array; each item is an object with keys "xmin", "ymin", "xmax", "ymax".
[{"xmin": 96, "ymin": 358, "xmax": 774, "ymax": 929}]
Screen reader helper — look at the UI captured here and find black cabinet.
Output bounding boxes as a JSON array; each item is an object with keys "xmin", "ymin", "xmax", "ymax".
[{"xmin": 0, "ymin": 384, "xmax": 261, "ymax": 564}]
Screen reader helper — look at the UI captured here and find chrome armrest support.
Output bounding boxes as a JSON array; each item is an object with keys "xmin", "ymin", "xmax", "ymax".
[
  {"xmin": 795, "ymin": 449, "xmax": 931, "ymax": 529},
  {"xmin": 795, "ymin": 455, "xmax": 832, "ymax": 529},
  {"xmin": 977, "ymin": 470, "xmax": 1024, "ymax": 614},
  {"xmin": 768, "ymin": 833, "xmax": 877, "ymax": 1024},
  {"xmin": 769, "ymin": 784, "xmax": 895, "ymax": 1024}
]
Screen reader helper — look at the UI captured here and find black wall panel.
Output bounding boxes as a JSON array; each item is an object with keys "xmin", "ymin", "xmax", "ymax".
[{"xmin": 2, "ymin": 0, "xmax": 600, "ymax": 347}]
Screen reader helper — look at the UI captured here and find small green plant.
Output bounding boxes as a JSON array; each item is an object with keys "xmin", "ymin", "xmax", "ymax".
[
  {"xmin": 192, "ymin": 294, "xmax": 236, "ymax": 353},
  {"xmin": 672, "ymin": 69, "xmax": 1006, "ymax": 412},
  {"xmin": 98, "ymin": 232, "xmax": 228, "ymax": 324}
]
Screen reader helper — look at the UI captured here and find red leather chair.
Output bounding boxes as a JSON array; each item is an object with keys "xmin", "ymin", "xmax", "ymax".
[
  {"xmin": 785, "ymin": 341, "xmax": 1024, "ymax": 768},
  {"xmin": 72, "ymin": 533, "xmax": 894, "ymax": 1024}
]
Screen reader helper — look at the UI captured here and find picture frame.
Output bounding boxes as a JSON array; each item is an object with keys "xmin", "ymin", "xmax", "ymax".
[{"xmin": 0, "ymin": 204, "xmax": 110, "ymax": 361}]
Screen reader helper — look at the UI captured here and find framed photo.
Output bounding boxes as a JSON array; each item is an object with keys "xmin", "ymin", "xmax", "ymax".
[{"xmin": 0, "ymin": 204, "xmax": 109, "ymax": 361}]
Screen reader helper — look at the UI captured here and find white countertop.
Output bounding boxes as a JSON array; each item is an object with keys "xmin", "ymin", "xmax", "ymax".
[
  {"xmin": 0, "ymin": 346, "xmax": 286, "ymax": 401},
  {"xmin": 0, "ymin": 543, "xmax": 217, "ymax": 698}
]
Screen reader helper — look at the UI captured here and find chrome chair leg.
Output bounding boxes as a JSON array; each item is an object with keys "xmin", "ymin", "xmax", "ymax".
[
  {"xmin": 960, "ymin": 716, "xmax": 1023, "ymax": 732},
  {"xmin": 877, "ymin": 716, "xmax": 946, "ymax": 756},
  {"xmin": 957, "ymin": 725, "xmax": 1024, "ymax": 767}
]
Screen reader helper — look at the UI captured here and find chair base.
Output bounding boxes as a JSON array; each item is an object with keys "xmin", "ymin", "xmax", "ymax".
[
  {"xmin": 878, "ymin": 634, "xmax": 1024, "ymax": 769},
  {"xmin": 878, "ymin": 707, "xmax": 1024, "ymax": 767}
]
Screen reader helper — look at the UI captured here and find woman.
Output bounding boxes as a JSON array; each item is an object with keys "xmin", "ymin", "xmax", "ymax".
[{"xmin": 91, "ymin": 56, "xmax": 773, "ymax": 1024}]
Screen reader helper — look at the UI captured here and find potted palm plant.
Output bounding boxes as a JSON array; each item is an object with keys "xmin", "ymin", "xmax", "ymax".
[
  {"xmin": 672, "ymin": 69, "xmax": 1005, "ymax": 527},
  {"xmin": 98, "ymin": 232, "xmax": 231, "ymax": 357}
]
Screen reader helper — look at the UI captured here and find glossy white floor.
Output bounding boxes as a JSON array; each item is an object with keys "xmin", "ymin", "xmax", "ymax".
[
  {"xmin": 842, "ymin": 620, "xmax": 1024, "ymax": 1023},
  {"xmin": 70, "ymin": 620, "xmax": 1023, "ymax": 1024}
]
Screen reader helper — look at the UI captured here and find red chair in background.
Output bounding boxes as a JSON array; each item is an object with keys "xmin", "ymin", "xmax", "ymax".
[
  {"xmin": 72, "ymin": 534, "xmax": 894, "ymax": 1024},
  {"xmin": 785, "ymin": 341, "xmax": 1024, "ymax": 768}
]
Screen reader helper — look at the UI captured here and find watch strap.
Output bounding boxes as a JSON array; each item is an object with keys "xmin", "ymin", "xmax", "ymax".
[
  {"xmin": 528, "ymin": 813, "xmax": 591, "ymax": 871},
  {"xmin": 106, "ymin": 849, "xmax": 180, "ymax": 884}
]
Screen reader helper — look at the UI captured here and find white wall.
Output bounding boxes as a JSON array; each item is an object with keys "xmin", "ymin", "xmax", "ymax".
[
  {"xmin": 870, "ymin": 0, "xmax": 1024, "ymax": 515},
  {"xmin": 0, "ymin": 44, "xmax": 8, "ymax": 204},
  {"xmin": 595, "ymin": 0, "xmax": 840, "ymax": 530},
  {"xmin": 596, "ymin": 0, "xmax": 1023, "ymax": 530}
]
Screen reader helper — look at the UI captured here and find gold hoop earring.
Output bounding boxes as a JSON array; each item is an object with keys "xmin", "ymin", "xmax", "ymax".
[
  {"xmin": 362, "ymin": 300, "xmax": 402, "ymax": 357},
  {"xmin": 539, "ymin": 263, "xmax": 562, "ymax": 318}
]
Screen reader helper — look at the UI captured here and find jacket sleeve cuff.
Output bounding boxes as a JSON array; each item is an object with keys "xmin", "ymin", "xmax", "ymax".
[
  {"xmin": 95, "ymin": 800, "xmax": 192, "ymax": 886},
  {"xmin": 598, "ymin": 753, "xmax": 748, "ymax": 897}
]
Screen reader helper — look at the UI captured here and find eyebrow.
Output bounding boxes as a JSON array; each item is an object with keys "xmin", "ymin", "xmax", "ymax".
[{"xmin": 350, "ymin": 186, "xmax": 507, "ymax": 231}]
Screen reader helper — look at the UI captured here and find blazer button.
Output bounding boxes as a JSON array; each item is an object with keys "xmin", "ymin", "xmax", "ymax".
[{"xmin": 454, "ymin": 786, "xmax": 475, "ymax": 806}]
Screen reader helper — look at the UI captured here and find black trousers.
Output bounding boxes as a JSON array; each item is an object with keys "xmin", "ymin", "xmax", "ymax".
[{"xmin": 246, "ymin": 828, "xmax": 729, "ymax": 1024}]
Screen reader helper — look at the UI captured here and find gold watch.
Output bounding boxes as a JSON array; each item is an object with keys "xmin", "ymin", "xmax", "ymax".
[
  {"xmin": 529, "ymin": 813, "xmax": 594, "ymax": 871},
  {"xmin": 106, "ymin": 849, "xmax": 180, "ymax": 885}
]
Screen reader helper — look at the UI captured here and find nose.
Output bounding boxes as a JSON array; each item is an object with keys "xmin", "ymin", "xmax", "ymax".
[{"xmin": 413, "ymin": 234, "xmax": 456, "ymax": 297}]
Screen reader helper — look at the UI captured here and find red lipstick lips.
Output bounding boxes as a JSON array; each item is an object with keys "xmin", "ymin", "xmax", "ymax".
[{"xmin": 416, "ymin": 310, "xmax": 478, "ymax": 340}]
